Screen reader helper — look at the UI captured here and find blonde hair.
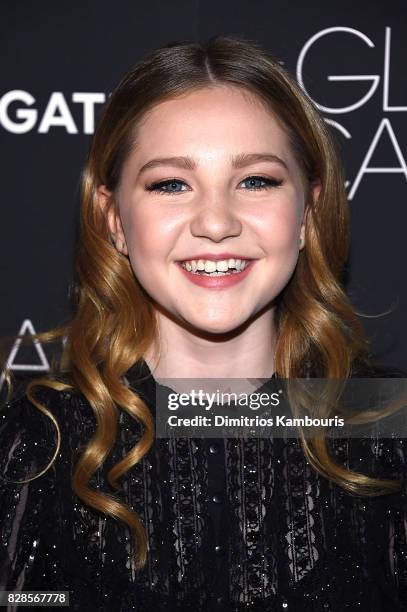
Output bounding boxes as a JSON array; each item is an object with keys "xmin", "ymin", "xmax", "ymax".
[{"xmin": 2, "ymin": 35, "xmax": 401, "ymax": 569}]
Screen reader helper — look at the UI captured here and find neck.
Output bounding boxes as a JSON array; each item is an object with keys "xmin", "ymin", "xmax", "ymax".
[{"xmin": 143, "ymin": 308, "xmax": 277, "ymax": 379}]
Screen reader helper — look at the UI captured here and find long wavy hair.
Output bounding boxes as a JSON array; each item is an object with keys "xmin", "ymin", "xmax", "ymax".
[{"xmin": 2, "ymin": 35, "xmax": 401, "ymax": 569}]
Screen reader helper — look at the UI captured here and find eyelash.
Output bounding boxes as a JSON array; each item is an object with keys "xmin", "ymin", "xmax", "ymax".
[{"xmin": 145, "ymin": 175, "xmax": 284, "ymax": 195}]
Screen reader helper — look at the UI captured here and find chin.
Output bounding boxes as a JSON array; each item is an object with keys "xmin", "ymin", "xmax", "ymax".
[{"xmin": 183, "ymin": 314, "xmax": 249, "ymax": 336}]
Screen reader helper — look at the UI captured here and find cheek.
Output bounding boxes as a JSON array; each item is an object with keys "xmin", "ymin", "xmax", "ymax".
[
  {"xmin": 254, "ymin": 201, "xmax": 303, "ymax": 294},
  {"xmin": 256, "ymin": 199, "xmax": 302, "ymax": 253},
  {"xmin": 122, "ymin": 206, "xmax": 179, "ymax": 282},
  {"xmin": 123, "ymin": 207, "xmax": 157, "ymax": 258}
]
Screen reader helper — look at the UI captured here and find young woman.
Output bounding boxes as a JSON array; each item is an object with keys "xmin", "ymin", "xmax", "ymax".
[{"xmin": 1, "ymin": 36, "xmax": 406, "ymax": 611}]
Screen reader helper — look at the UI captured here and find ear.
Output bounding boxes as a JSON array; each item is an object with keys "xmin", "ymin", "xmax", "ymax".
[
  {"xmin": 299, "ymin": 181, "xmax": 321, "ymax": 251},
  {"xmin": 97, "ymin": 185, "xmax": 129, "ymax": 256}
]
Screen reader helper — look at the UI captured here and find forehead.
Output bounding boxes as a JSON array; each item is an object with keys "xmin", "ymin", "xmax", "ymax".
[{"xmin": 130, "ymin": 85, "xmax": 295, "ymax": 165}]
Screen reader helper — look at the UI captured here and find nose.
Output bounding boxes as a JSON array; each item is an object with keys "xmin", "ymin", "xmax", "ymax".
[{"xmin": 189, "ymin": 192, "xmax": 243, "ymax": 242}]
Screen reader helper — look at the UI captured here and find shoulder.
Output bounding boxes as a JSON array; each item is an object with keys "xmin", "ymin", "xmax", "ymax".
[
  {"xmin": 350, "ymin": 357, "xmax": 407, "ymax": 378},
  {"xmin": 1, "ymin": 374, "xmax": 95, "ymax": 428},
  {"xmin": 0, "ymin": 376, "xmax": 95, "ymax": 481},
  {"xmin": 327, "ymin": 360, "xmax": 407, "ymax": 489}
]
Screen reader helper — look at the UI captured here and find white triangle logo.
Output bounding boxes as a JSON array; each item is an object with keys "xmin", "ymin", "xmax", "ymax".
[{"xmin": 0, "ymin": 319, "xmax": 50, "ymax": 391}]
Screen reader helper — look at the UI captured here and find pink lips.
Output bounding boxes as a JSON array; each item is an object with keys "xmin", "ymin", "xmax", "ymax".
[{"xmin": 176, "ymin": 260, "xmax": 256, "ymax": 289}]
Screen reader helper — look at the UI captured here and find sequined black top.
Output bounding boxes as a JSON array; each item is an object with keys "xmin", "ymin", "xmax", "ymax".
[{"xmin": 1, "ymin": 360, "xmax": 407, "ymax": 612}]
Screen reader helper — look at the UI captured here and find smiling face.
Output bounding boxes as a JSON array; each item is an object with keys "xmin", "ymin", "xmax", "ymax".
[{"xmin": 102, "ymin": 85, "xmax": 318, "ymax": 335}]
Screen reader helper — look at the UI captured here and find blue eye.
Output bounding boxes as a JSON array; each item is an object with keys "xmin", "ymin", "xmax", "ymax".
[
  {"xmin": 239, "ymin": 175, "xmax": 283, "ymax": 190},
  {"xmin": 145, "ymin": 175, "xmax": 283, "ymax": 196},
  {"xmin": 145, "ymin": 179, "xmax": 188, "ymax": 195}
]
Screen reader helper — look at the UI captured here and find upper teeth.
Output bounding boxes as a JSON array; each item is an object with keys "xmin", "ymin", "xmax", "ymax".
[{"xmin": 182, "ymin": 258, "xmax": 248, "ymax": 272}]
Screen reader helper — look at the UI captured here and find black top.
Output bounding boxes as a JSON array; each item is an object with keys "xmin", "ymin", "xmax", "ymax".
[{"xmin": 1, "ymin": 361, "xmax": 407, "ymax": 611}]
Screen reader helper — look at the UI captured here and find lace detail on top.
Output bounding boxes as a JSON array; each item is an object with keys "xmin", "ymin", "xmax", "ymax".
[{"xmin": 1, "ymin": 364, "xmax": 407, "ymax": 611}]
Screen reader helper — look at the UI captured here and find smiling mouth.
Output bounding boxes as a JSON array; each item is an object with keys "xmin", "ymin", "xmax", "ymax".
[
  {"xmin": 176, "ymin": 258, "xmax": 256, "ymax": 288},
  {"xmin": 180, "ymin": 265, "xmax": 248, "ymax": 276},
  {"xmin": 178, "ymin": 258, "xmax": 251, "ymax": 276}
]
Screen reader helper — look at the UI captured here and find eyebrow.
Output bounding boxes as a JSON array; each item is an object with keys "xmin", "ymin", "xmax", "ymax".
[{"xmin": 138, "ymin": 152, "xmax": 289, "ymax": 175}]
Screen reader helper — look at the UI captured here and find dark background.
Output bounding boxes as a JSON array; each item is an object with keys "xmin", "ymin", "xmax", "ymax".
[{"xmin": 1, "ymin": 0, "xmax": 406, "ymax": 387}]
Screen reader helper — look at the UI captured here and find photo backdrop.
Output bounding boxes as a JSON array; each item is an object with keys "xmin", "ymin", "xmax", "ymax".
[{"xmin": 1, "ymin": 0, "xmax": 406, "ymax": 386}]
